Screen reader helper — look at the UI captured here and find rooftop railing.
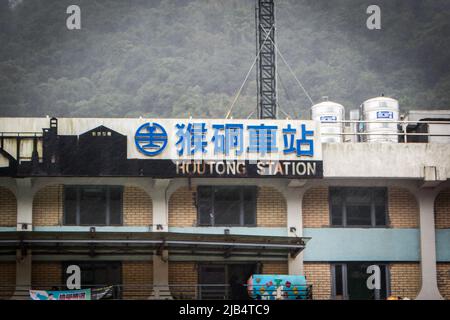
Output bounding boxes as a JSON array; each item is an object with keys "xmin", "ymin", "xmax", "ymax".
[{"xmin": 320, "ymin": 119, "xmax": 450, "ymax": 143}]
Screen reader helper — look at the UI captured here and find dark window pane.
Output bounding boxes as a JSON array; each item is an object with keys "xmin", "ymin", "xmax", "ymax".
[
  {"xmin": 82, "ymin": 268, "xmax": 94, "ymax": 284},
  {"xmin": 197, "ymin": 186, "xmax": 256, "ymax": 227},
  {"xmin": 380, "ymin": 265, "xmax": 388, "ymax": 299},
  {"xmin": 199, "ymin": 265, "xmax": 227, "ymax": 300},
  {"xmin": 346, "ymin": 190, "xmax": 371, "ymax": 204},
  {"xmin": 346, "ymin": 263, "xmax": 388, "ymax": 300},
  {"xmin": 64, "ymin": 186, "xmax": 123, "ymax": 226},
  {"xmin": 109, "ymin": 187, "xmax": 123, "ymax": 225},
  {"xmin": 93, "ymin": 266, "xmax": 108, "ymax": 285},
  {"xmin": 346, "ymin": 204, "xmax": 372, "ymax": 226},
  {"xmin": 63, "ymin": 262, "xmax": 122, "ymax": 299},
  {"xmin": 198, "ymin": 186, "xmax": 211, "ymax": 200},
  {"xmin": 330, "ymin": 189, "xmax": 343, "ymax": 226},
  {"xmin": 347, "ymin": 263, "xmax": 373, "ymax": 300},
  {"xmin": 243, "ymin": 187, "xmax": 256, "ymax": 225},
  {"xmin": 64, "ymin": 187, "xmax": 77, "ymax": 225},
  {"xmin": 334, "ymin": 265, "xmax": 343, "ymax": 298},
  {"xmin": 214, "ymin": 187, "xmax": 240, "ymax": 225},
  {"xmin": 374, "ymin": 188, "xmax": 387, "ymax": 226},
  {"xmin": 80, "ymin": 186, "xmax": 107, "ymax": 225},
  {"xmin": 345, "ymin": 188, "xmax": 372, "ymax": 226},
  {"xmin": 331, "ymin": 205, "xmax": 343, "ymax": 225},
  {"xmin": 373, "ymin": 189, "xmax": 387, "ymax": 204},
  {"xmin": 228, "ymin": 264, "xmax": 256, "ymax": 300},
  {"xmin": 330, "ymin": 188, "xmax": 388, "ymax": 227},
  {"xmin": 329, "ymin": 189, "xmax": 341, "ymax": 206},
  {"xmin": 375, "ymin": 205, "xmax": 386, "ymax": 226},
  {"xmin": 198, "ymin": 187, "xmax": 212, "ymax": 226}
]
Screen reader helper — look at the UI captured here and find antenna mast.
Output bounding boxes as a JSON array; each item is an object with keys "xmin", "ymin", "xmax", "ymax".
[{"xmin": 256, "ymin": 0, "xmax": 277, "ymax": 119}]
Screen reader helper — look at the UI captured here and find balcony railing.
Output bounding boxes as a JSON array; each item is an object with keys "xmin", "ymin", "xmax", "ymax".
[{"xmin": 0, "ymin": 283, "xmax": 313, "ymax": 300}]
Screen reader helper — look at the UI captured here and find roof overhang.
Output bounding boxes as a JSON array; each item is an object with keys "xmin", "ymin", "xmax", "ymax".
[{"xmin": 0, "ymin": 232, "xmax": 310, "ymax": 259}]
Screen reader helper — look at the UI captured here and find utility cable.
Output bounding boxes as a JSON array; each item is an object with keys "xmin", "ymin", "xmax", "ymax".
[
  {"xmin": 261, "ymin": 26, "xmax": 315, "ymax": 106},
  {"xmin": 225, "ymin": 24, "xmax": 275, "ymax": 119}
]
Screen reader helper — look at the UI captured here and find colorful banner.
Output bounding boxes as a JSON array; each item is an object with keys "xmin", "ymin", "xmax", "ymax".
[
  {"xmin": 30, "ymin": 288, "xmax": 91, "ymax": 300},
  {"xmin": 247, "ymin": 274, "xmax": 309, "ymax": 300}
]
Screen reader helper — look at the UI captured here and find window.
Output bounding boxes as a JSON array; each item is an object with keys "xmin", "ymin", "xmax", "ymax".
[
  {"xmin": 64, "ymin": 186, "xmax": 123, "ymax": 226},
  {"xmin": 330, "ymin": 187, "xmax": 387, "ymax": 227},
  {"xmin": 332, "ymin": 263, "xmax": 389, "ymax": 300},
  {"xmin": 62, "ymin": 262, "xmax": 122, "ymax": 299},
  {"xmin": 197, "ymin": 186, "xmax": 257, "ymax": 226},
  {"xmin": 198, "ymin": 264, "xmax": 257, "ymax": 300}
]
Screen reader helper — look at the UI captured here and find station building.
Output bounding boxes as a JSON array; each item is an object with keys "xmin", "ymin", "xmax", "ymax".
[{"xmin": 0, "ymin": 112, "xmax": 449, "ymax": 300}]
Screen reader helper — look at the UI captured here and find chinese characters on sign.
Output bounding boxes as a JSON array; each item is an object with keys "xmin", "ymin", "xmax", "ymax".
[
  {"xmin": 135, "ymin": 121, "xmax": 315, "ymax": 158},
  {"xmin": 132, "ymin": 119, "xmax": 322, "ymax": 178}
]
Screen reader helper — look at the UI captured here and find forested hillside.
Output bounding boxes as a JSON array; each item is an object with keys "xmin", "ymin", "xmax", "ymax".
[{"xmin": 1, "ymin": 0, "xmax": 449, "ymax": 119}]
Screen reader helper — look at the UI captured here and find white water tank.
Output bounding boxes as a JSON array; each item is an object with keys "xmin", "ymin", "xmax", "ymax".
[
  {"xmin": 311, "ymin": 99, "xmax": 345, "ymax": 143},
  {"xmin": 361, "ymin": 96, "xmax": 399, "ymax": 143}
]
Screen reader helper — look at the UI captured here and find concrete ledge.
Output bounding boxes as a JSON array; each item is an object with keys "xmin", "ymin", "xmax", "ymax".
[
  {"xmin": 169, "ymin": 227, "xmax": 288, "ymax": 237},
  {"xmin": 323, "ymin": 143, "xmax": 450, "ymax": 179},
  {"xmin": 436, "ymin": 229, "xmax": 450, "ymax": 262},
  {"xmin": 303, "ymin": 228, "xmax": 421, "ymax": 261}
]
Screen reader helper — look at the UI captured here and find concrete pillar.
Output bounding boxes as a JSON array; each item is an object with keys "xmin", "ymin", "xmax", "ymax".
[
  {"xmin": 151, "ymin": 254, "xmax": 172, "ymax": 299},
  {"xmin": 285, "ymin": 186, "xmax": 306, "ymax": 275},
  {"xmin": 12, "ymin": 250, "xmax": 32, "ymax": 300},
  {"xmin": 151, "ymin": 179, "xmax": 171, "ymax": 232},
  {"xmin": 150, "ymin": 179, "xmax": 172, "ymax": 299},
  {"xmin": 16, "ymin": 178, "xmax": 33, "ymax": 231},
  {"xmin": 415, "ymin": 188, "xmax": 444, "ymax": 300}
]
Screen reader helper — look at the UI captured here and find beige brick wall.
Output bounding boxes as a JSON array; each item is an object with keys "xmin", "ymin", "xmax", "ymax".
[
  {"xmin": 169, "ymin": 262, "xmax": 198, "ymax": 299},
  {"xmin": 388, "ymin": 187, "xmax": 419, "ymax": 228},
  {"xmin": 0, "ymin": 262, "xmax": 15, "ymax": 300},
  {"xmin": 304, "ymin": 263, "xmax": 331, "ymax": 300},
  {"xmin": 303, "ymin": 187, "xmax": 329, "ymax": 228},
  {"xmin": 169, "ymin": 187, "xmax": 197, "ymax": 227},
  {"xmin": 123, "ymin": 186, "xmax": 152, "ymax": 226},
  {"xmin": 302, "ymin": 187, "xmax": 420, "ymax": 229},
  {"xmin": 122, "ymin": 261, "xmax": 153, "ymax": 299},
  {"xmin": 389, "ymin": 263, "xmax": 421, "ymax": 299},
  {"xmin": 257, "ymin": 187, "xmax": 286, "ymax": 227},
  {"xmin": 261, "ymin": 262, "xmax": 288, "ymax": 274},
  {"xmin": 437, "ymin": 263, "xmax": 450, "ymax": 300},
  {"xmin": 33, "ymin": 185, "xmax": 152, "ymax": 227},
  {"xmin": 169, "ymin": 186, "xmax": 287, "ymax": 227},
  {"xmin": 33, "ymin": 185, "xmax": 63, "ymax": 226},
  {"xmin": 0, "ymin": 187, "xmax": 16, "ymax": 227},
  {"xmin": 435, "ymin": 188, "xmax": 450, "ymax": 229},
  {"xmin": 32, "ymin": 262, "xmax": 62, "ymax": 290}
]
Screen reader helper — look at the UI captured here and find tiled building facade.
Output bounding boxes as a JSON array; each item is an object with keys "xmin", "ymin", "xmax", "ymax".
[
  {"xmin": 0, "ymin": 184, "xmax": 448, "ymax": 299},
  {"xmin": 0, "ymin": 117, "xmax": 449, "ymax": 300}
]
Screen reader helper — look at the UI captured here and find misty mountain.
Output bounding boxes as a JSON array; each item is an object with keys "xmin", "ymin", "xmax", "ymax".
[{"xmin": 0, "ymin": 0, "xmax": 449, "ymax": 119}]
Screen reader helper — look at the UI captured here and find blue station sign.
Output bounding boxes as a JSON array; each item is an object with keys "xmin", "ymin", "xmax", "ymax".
[{"xmin": 131, "ymin": 119, "xmax": 323, "ymax": 178}]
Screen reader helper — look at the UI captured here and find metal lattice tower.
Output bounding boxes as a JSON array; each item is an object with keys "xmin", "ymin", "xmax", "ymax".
[{"xmin": 256, "ymin": 0, "xmax": 277, "ymax": 119}]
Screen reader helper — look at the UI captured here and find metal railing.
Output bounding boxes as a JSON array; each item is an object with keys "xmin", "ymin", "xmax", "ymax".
[
  {"xmin": 0, "ymin": 132, "xmax": 43, "ymax": 138},
  {"xmin": 0, "ymin": 132, "xmax": 43, "ymax": 163},
  {"xmin": 319, "ymin": 119, "xmax": 450, "ymax": 142},
  {"xmin": 0, "ymin": 283, "xmax": 313, "ymax": 300}
]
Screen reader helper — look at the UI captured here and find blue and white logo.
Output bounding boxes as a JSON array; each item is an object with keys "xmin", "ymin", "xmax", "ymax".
[
  {"xmin": 319, "ymin": 115, "xmax": 337, "ymax": 122},
  {"xmin": 376, "ymin": 111, "xmax": 393, "ymax": 119},
  {"xmin": 135, "ymin": 122, "xmax": 168, "ymax": 156}
]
